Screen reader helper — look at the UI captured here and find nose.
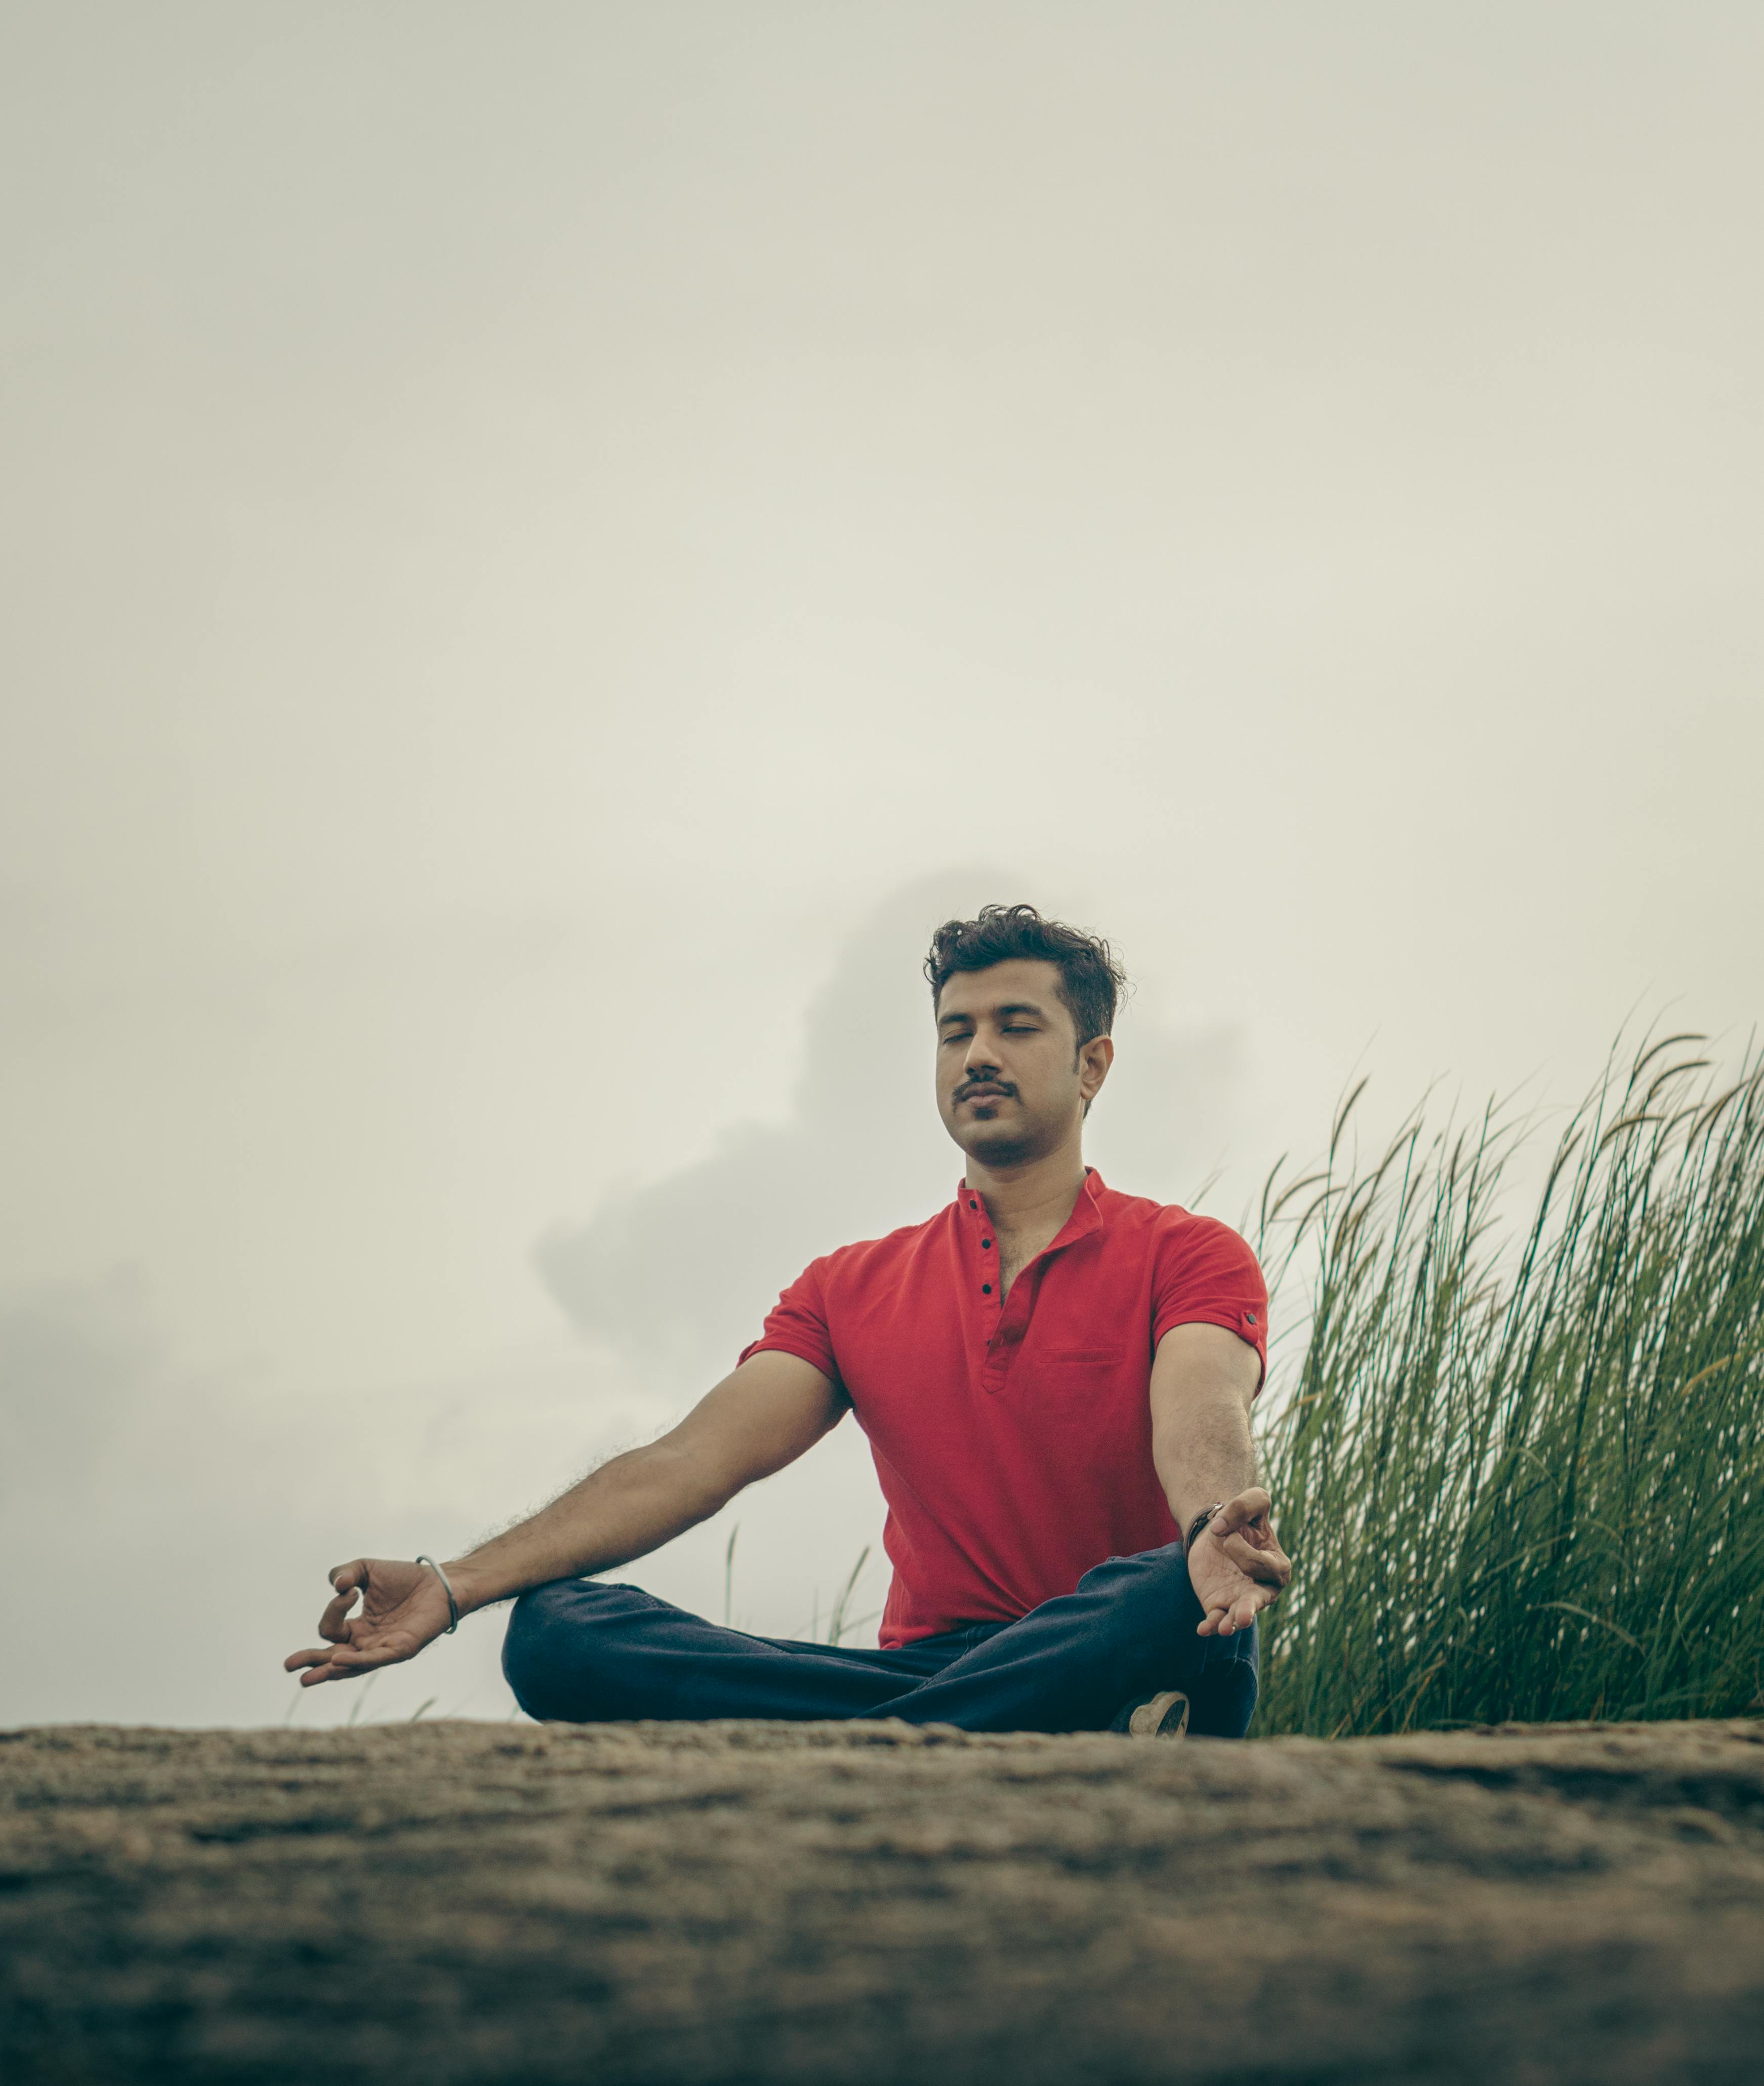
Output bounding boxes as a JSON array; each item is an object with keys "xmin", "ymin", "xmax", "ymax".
[{"xmin": 962, "ymin": 1035, "xmax": 1002, "ymax": 1080}]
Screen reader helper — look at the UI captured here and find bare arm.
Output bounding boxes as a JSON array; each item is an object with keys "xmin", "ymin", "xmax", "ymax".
[
  {"xmin": 1149, "ymin": 1321, "xmax": 1291, "ymax": 1639},
  {"xmin": 446, "ymin": 1350, "xmax": 842, "ymax": 1609},
  {"xmin": 285, "ymin": 1348, "xmax": 842, "ymax": 1686}
]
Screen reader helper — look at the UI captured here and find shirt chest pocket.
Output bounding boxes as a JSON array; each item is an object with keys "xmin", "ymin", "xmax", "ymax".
[
  {"xmin": 1032, "ymin": 1345, "xmax": 1125, "ymax": 1369},
  {"xmin": 1007, "ymin": 1346, "xmax": 1137, "ymax": 1466},
  {"xmin": 1014, "ymin": 1344, "xmax": 1129, "ymax": 1398}
]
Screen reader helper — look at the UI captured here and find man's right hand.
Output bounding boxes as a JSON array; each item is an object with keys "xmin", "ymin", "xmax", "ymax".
[
  {"xmin": 283, "ymin": 1557, "xmax": 456, "ymax": 1687},
  {"xmin": 280, "ymin": 1354, "xmax": 843, "ymax": 1690}
]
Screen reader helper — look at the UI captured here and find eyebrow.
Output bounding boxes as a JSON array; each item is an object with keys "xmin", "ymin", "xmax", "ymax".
[{"xmin": 937, "ymin": 1000, "xmax": 1051, "ymax": 1030}]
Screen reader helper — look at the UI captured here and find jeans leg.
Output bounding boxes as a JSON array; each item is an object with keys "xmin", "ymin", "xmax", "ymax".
[
  {"xmin": 502, "ymin": 1577, "xmax": 962, "ymax": 1723},
  {"xmin": 864, "ymin": 1543, "xmax": 1259, "ymax": 1736}
]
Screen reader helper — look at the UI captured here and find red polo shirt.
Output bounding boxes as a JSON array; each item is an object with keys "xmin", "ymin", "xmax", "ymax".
[{"xmin": 739, "ymin": 1170, "xmax": 1267, "ymax": 1647}]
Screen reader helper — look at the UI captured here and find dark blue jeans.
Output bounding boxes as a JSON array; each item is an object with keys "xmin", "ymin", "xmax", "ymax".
[{"xmin": 502, "ymin": 1541, "xmax": 1258, "ymax": 1737}]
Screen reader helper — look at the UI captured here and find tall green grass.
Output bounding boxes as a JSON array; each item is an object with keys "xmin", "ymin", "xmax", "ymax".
[{"xmin": 1252, "ymin": 1033, "xmax": 1764, "ymax": 1736}]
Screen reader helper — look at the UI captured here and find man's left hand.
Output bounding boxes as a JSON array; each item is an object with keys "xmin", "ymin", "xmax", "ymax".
[{"xmin": 1187, "ymin": 1487, "xmax": 1291, "ymax": 1637}]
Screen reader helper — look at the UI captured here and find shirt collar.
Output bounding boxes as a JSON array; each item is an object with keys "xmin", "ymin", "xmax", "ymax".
[{"xmin": 955, "ymin": 1168, "xmax": 1107, "ymax": 1250}]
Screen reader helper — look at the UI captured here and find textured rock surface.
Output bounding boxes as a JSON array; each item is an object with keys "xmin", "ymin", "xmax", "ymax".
[{"xmin": 5, "ymin": 1718, "xmax": 1764, "ymax": 2084}]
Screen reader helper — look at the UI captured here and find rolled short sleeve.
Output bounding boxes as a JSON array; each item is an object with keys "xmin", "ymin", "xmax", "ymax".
[
  {"xmin": 737, "ymin": 1257, "xmax": 843, "ymax": 1390},
  {"xmin": 1151, "ymin": 1214, "xmax": 1269, "ymax": 1391}
]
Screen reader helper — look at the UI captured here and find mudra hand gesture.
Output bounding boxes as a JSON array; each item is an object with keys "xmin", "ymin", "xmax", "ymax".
[
  {"xmin": 1186, "ymin": 1487, "xmax": 1291, "ymax": 1637},
  {"xmin": 284, "ymin": 1557, "xmax": 456, "ymax": 1688}
]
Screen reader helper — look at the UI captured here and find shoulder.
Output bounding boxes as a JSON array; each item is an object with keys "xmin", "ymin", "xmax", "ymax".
[
  {"xmin": 1153, "ymin": 1204, "xmax": 1258, "ymax": 1257},
  {"xmin": 1097, "ymin": 1185, "xmax": 1263, "ymax": 1278},
  {"xmin": 809, "ymin": 1203, "xmax": 954, "ymax": 1289},
  {"xmin": 1095, "ymin": 1180, "xmax": 1245, "ymax": 1241},
  {"xmin": 1151, "ymin": 1209, "xmax": 1266, "ymax": 1304}
]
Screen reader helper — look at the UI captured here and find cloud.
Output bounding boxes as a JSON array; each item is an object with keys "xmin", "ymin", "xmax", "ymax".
[
  {"xmin": 1082, "ymin": 1017, "xmax": 1249, "ymax": 1211},
  {"xmin": 0, "ymin": 1265, "xmax": 605, "ymax": 1728},
  {"xmin": 535, "ymin": 874, "xmax": 1247, "ymax": 1391},
  {"xmin": 0, "ymin": 1268, "xmax": 163, "ymax": 1495},
  {"xmin": 0, "ymin": 885, "xmax": 1248, "ymax": 1724}
]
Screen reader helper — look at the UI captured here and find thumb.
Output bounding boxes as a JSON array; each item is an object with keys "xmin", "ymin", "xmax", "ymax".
[{"xmin": 1210, "ymin": 1488, "xmax": 1273, "ymax": 1540}]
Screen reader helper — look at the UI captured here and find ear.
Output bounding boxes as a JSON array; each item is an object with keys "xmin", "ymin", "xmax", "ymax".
[{"xmin": 1078, "ymin": 1033, "xmax": 1114, "ymax": 1103}]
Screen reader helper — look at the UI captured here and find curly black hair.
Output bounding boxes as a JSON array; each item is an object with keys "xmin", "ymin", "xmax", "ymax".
[{"xmin": 924, "ymin": 904, "xmax": 1127, "ymax": 1047}]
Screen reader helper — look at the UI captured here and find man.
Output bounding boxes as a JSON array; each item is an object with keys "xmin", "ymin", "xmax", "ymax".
[{"xmin": 287, "ymin": 905, "xmax": 1291, "ymax": 1738}]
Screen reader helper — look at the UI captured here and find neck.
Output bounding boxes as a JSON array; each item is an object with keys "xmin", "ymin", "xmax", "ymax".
[{"xmin": 963, "ymin": 1131, "xmax": 1087, "ymax": 1233}]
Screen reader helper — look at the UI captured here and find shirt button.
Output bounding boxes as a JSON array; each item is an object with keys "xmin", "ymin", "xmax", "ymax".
[
  {"xmin": 981, "ymin": 1283, "xmax": 992, "ymax": 1295},
  {"xmin": 980, "ymin": 1238, "xmax": 992, "ymax": 1250}
]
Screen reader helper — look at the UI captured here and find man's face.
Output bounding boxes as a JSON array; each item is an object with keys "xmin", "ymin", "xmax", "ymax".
[{"xmin": 934, "ymin": 958, "xmax": 1113, "ymax": 1171}]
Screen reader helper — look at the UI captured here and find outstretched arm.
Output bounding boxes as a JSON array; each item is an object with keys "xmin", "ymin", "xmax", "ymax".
[
  {"xmin": 284, "ymin": 1348, "xmax": 842, "ymax": 1686},
  {"xmin": 1148, "ymin": 1321, "xmax": 1292, "ymax": 1639}
]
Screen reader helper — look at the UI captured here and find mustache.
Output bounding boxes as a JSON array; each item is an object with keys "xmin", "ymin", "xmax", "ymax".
[{"xmin": 956, "ymin": 1077, "xmax": 1017, "ymax": 1103}]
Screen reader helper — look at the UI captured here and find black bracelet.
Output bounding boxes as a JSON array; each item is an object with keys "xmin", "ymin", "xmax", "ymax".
[
  {"xmin": 415, "ymin": 1554, "xmax": 461, "ymax": 1634},
  {"xmin": 1185, "ymin": 1502, "xmax": 1224, "ymax": 1550}
]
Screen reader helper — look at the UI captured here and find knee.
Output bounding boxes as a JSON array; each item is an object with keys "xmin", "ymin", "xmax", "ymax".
[
  {"xmin": 501, "ymin": 1580, "xmax": 572, "ymax": 1717},
  {"xmin": 502, "ymin": 1576, "xmax": 623, "ymax": 1720},
  {"xmin": 501, "ymin": 1577, "xmax": 664, "ymax": 1721},
  {"xmin": 1076, "ymin": 1543, "xmax": 1201, "ymax": 1652},
  {"xmin": 1192, "ymin": 1635, "xmax": 1260, "ymax": 1737}
]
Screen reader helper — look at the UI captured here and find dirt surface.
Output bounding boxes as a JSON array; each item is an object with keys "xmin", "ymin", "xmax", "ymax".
[{"xmin": 5, "ymin": 1718, "xmax": 1764, "ymax": 2084}]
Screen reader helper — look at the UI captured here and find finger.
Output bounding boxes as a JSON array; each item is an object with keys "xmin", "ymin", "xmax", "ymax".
[
  {"xmin": 1231, "ymin": 1585, "xmax": 1270, "ymax": 1633},
  {"xmin": 290, "ymin": 1653, "xmax": 357, "ymax": 1684},
  {"xmin": 1207, "ymin": 1581, "xmax": 1271, "ymax": 1638},
  {"xmin": 316, "ymin": 1589, "xmax": 361, "ymax": 1643},
  {"xmin": 1218, "ymin": 1531, "xmax": 1292, "ymax": 1586},
  {"xmin": 1209, "ymin": 1488, "xmax": 1274, "ymax": 1540},
  {"xmin": 296, "ymin": 1658, "xmax": 375, "ymax": 1687},
  {"xmin": 321, "ymin": 1562, "xmax": 368, "ymax": 1626},
  {"xmin": 307, "ymin": 1645, "xmax": 398, "ymax": 1684},
  {"xmin": 286, "ymin": 1641, "xmax": 371, "ymax": 1673}
]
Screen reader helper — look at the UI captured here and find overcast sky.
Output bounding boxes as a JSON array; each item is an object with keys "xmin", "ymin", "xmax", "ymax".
[{"xmin": 4, "ymin": 2, "xmax": 1760, "ymax": 1729}]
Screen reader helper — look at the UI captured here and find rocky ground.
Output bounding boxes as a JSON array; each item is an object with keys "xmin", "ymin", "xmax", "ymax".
[{"xmin": 4, "ymin": 1717, "xmax": 1763, "ymax": 2084}]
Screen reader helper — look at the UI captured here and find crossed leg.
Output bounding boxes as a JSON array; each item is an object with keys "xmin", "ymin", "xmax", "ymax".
[{"xmin": 502, "ymin": 1543, "xmax": 1258, "ymax": 1737}]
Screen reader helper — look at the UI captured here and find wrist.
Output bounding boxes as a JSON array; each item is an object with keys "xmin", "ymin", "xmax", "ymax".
[
  {"xmin": 439, "ymin": 1558, "xmax": 497, "ymax": 1617},
  {"xmin": 1183, "ymin": 1501, "xmax": 1225, "ymax": 1551}
]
